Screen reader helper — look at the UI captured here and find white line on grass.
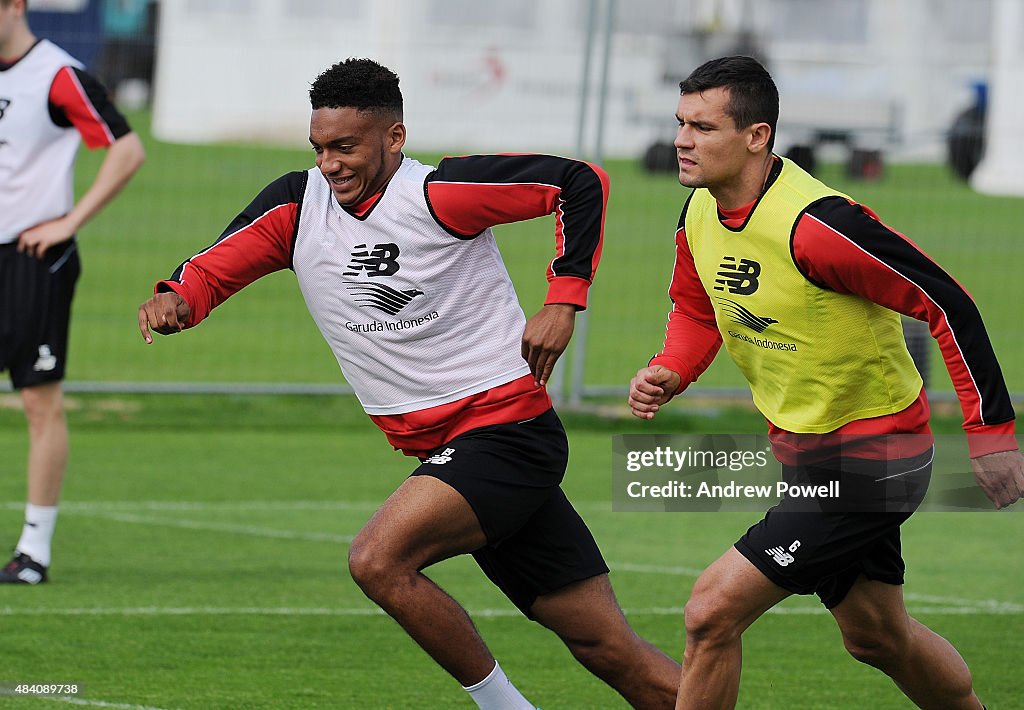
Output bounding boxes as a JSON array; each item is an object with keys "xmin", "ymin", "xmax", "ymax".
[
  {"xmin": 12, "ymin": 501, "xmax": 1019, "ymax": 614},
  {"xmin": 67, "ymin": 510, "xmax": 355, "ymax": 544},
  {"xmin": 30, "ymin": 696, "xmax": 172, "ymax": 710},
  {"xmin": 1, "ymin": 499, "xmax": 611, "ymax": 514},
  {"xmin": 0, "ymin": 500, "xmax": 380, "ymax": 513},
  {"xmin": 607, "ymin": 564, "xmax": 1024, "ymax": 613},
  {"xmin": 46, "ymin": 699, "xmax": 171, "ymax": 710},
  {"xmin": 0, "ymin": 601, "xmax": 1019, "ymax": 618},
  {"xmin": 0, "ymin": 606, "xmax": 388, "ymax": 617},
  {"xmin": 904, "ymin": 592, "xmax": 1024, "ymax": 612},
  {"xmin": 58, "ymin": 511, "xmax": 699, "ymax": 574}
]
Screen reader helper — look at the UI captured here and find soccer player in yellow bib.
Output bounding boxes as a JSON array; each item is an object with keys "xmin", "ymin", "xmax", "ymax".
[{"xmin": 629, "ymin": 55, "xmax": 1023, "ymax": 709}]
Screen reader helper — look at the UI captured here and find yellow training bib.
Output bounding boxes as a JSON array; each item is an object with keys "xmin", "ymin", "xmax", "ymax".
[{"xmin": 684, "ymin": 158, "xmax": 921, "ymax": 432}]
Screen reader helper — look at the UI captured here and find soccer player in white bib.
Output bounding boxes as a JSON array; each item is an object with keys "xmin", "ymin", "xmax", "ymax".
[
  {"xmin": 0, "ymin": 0, "xmax": 145, "ymax": 585},
  {"xmin": 138, "ymin": 59, "xmax": 679, "ymax": 709}
]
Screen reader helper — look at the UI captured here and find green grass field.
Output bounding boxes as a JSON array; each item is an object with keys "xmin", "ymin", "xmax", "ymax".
[
  {"xmin": 0, "ymin": 115, "xmax": 1021, "ymax": 708},
  {"xmin": 0, "ymin": 395, "xmax": 1021, "ymax": 709}
]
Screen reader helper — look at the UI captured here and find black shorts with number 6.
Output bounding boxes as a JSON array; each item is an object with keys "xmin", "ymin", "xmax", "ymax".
[{"xmin": 735, "ymin": 447, "xmax": 933, "ymax": 609}]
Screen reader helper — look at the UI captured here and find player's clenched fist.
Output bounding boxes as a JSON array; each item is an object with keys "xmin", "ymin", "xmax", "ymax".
[
  {"xmin": 628, "ymin": 365, "xmax": 681, "ymax": 420},
  {"xmin": 138, "ymin": 292, "xmax": 191, "ymax": 343},
  {"xmin": 521, "ymin": 303, "xmax": 576, "ymax": 387}
]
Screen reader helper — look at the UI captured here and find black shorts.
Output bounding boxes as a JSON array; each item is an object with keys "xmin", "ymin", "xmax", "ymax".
[
  {"xmin": 735, "ymin": 447, "xmax": 932, "ymax": 609},
  {"xmin": 411, "ymin": 408, "xmax": 609, "ymax": 617},
  {"xmin": 0, "ymin": 241, "xmax": 80, "ymax": 389}
]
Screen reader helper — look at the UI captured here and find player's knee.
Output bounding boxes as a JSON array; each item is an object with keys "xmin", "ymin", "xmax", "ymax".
[
  {"xmin": 20, "ymin": 386, "xmax": 64, "ymax": 432},
  {"xmin": 841, "ymin": 629, "xmax": 902, "ymax": 669},
  {"xmin": 347, "ymin": 539, "xmax": 394, "ymax": 597},
  {"xmin": 683, "ymin": 592, "xmax": 737, "ymax": 647}
]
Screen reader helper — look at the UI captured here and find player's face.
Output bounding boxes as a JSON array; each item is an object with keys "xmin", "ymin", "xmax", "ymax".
[
  {"xmin": 309, "ymin": 107, "xmax": 406, "ymax": 208},
  {"xmin": 673, "ymin": 87, "xmax": 753, "ymax": 190}
]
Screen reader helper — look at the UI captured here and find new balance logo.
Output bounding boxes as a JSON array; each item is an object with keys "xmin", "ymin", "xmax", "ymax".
[
  {"xmin": 716, "ymin": 297, "xmax": 778, "ymax": 333},
  {"xmin": 346, "ymin": 283, "xmax": 424, "ymax": 316},
  {"xmin": 343, "ymin": 242, "xmax": 425, "ymax": 316},
  {"xmin": 345, "ymin": 243, "xmax": 401, "ymax": 277},
  {"xmin": 714, "ymin": 256, "xmax": 761, "ymax": 295},
  {"xmin": 766, "ymin": 539, "xmax": 801, "ymax": 567},
  {"xmin": 424, "ymin": 447, "xmax": 455, "ymax": 465}
]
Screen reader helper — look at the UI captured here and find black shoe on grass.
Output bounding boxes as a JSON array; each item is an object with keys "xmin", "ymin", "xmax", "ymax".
[{"xmin": 0, "ymin": 552, "xmax": 48, "ymax": 584}]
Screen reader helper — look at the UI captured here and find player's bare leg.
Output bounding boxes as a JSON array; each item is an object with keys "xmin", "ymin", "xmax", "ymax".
[
  {"xmin": 21, "ymin": 382, "xmax": 68, "ymax": 507},
  {"xmin": 531, "ymin": 574, "xmax": 680, "ymax": 708},
  {"xmin": 347, "ymin": 475, "xmax": 497, "ymax": 685},
  {"xmin": 675, "ymin": 547, "xmax": 789, "ymax": 710},
  {"xmin": 831, "ymin": 577, "xmax": 983, "ymax": 710}
]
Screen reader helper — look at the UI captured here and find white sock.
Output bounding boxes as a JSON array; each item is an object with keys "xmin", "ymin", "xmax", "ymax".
[
  {"xmin": 463, "ymin": 661, "xmax": 536, "ymax": 710},
  {"xmin": 15, "ymin": 504, "xmax": 58, "ymax": 568}
]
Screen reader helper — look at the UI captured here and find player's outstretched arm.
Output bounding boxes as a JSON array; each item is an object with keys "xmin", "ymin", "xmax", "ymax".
[
  {"xmin": 522, "ymin": 303, "xmax": 576, "ymax": 387},
  {"xmin": 138, "ymin": 292, "xmax": 192, "ymax": 344},
  {"xmin": 628, "ymin": 365, "xmax": 682, "ymax": 420},
  {"xmin": 971, "ymin": 449, "xmax": 1024, "ymax": 509}
]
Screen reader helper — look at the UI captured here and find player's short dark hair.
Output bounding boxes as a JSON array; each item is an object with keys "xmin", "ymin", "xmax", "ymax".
[
  {"xmin": 309, "ymin": 58, "xmax": 403, "ymax": 121},
  {"xmin": 680, "ymin": 55, "xmax": 778, "ymax": 150}
]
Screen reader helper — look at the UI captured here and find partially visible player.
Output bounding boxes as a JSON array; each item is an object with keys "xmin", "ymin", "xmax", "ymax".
[
  {"xmin": 0, "ymin": 0, "xmax": 145, "ymax": 584},
  {"xmin": 629, "ymin": 55, "xmax": 1023, "ymax": 709},
  {"xmin": 138, "ymin": 58, "xmax": 679, "ymax": 709}
]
